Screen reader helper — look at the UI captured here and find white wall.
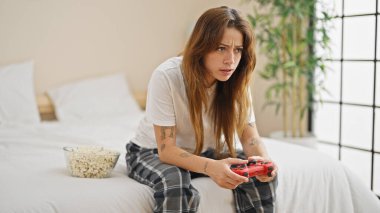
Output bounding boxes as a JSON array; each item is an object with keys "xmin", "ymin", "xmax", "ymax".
[{"xmin": 0, "ymin": 0, "xmax": 282, "ymax": 136}]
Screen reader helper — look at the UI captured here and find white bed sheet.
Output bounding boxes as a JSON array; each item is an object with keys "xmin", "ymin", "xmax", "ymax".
[{"xmin": 0, "ymin": 113, "xmax": 379, "ymax": 213}]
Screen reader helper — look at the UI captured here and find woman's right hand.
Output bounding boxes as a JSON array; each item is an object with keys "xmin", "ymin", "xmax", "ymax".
[{"xmin": 206, "ymin": 158, "xmax": 249, "ymax": 189}]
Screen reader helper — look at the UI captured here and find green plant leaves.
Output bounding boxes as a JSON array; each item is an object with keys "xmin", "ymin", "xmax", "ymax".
[{"xmin": 245, "ymin": 0, "xmax": 333, "ymax": 137}]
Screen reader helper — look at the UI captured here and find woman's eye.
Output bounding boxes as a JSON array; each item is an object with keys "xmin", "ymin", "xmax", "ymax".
[
  {"xmin": 235, "ymin": 48, "xmax": 243, "ymax": 53},
  {"xmin": 217, "ymin": 47, "xmax": 225, "ymax": 51}
]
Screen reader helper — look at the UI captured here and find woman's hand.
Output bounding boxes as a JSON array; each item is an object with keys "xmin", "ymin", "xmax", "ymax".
[
  {"xmin": 206, "ymin": 158, "xmax": 249, "ymax": 189},
  {"xmin": 247, "ymin": 156, "xmax": 278, "ymax": 182}
]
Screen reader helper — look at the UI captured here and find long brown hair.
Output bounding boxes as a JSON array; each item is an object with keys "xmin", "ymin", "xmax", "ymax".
[{"xmin": 182, "ymin": 6, "xmax": 256, "ymax": 157}]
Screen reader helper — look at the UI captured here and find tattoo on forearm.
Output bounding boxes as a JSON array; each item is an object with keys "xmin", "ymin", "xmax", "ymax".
[
  {"xmin": 179, "ymin": 152, "xmax": 192, "ymax": 158},
  {"xmin": 249, "ymin": 139, "xmax": 256, "ymax": 146},
  {"xmin": 203, "ymin": 162, "xmax": 208, "ymax": 173},
  {"xmin": 160, "ymin": 144, "xmax": 166, "ymax": 152},
  {"xmin": 249, "ymin": 137, "xmax": 259, "ymax": 146},
  {"xmin": 160, "ymin": 126, "xmax": 174, "ymax": 140}
]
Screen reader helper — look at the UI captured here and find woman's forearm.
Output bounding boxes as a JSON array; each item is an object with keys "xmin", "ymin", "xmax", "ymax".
[
  {"xmin": 159, "ymin": 145, "xmax": 215, "ymax": 175},
  {"xmin": 153, "ymin": 124, "xmax": 214, "ymax": 175},
  {"xmin": 241, "ymin": 136, "xmax": 270, "ymax": 159},
  {"xmin": 240, "ymin": 123, "xmax": 270, "ymax": 159}
]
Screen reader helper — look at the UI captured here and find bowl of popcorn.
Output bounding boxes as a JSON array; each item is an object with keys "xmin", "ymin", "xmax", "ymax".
[{"xmin": 63, "ymin": 146, "xmax": 120, "ymax": 178}]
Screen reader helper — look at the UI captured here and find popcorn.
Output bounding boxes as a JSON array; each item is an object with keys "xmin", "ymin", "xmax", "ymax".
[{"xmin": 64, "ymin": 146, "xmax": 120, "ymax": 178}]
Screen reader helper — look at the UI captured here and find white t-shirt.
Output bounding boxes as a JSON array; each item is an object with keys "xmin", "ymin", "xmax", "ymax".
[{"xmin": 131, "ymin": 56, "xmax": 255, "ymax": 153}]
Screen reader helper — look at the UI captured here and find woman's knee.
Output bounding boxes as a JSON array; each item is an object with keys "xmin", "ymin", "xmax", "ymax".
[
  {"xmin": 153, "ymin": 166, "xmax": 200, "ymax": 212},
  {"xmin": 164, "ymin": 167, "xmax": 190, "ymax": 183}
]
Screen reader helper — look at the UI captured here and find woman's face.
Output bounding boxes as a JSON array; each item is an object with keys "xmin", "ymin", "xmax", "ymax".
[{"xmin": 204, "ymin": 27, "xmax": 243, "ymax": 86}]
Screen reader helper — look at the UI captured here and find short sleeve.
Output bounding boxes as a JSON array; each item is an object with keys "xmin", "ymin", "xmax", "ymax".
[{"xmin": 146, "ymin": 69, "xmax": 176, "ymax": 126}]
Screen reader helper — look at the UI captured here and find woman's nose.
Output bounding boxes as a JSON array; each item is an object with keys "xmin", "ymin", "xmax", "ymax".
[{"xmin": 224, "ymin": 50, "xmax": 235, "ymax": 64}]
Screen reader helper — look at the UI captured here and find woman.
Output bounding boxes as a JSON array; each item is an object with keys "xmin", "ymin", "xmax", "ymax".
[{"xmin": 126, "ymin": 6, "xmax": 278, "ymax": 213}]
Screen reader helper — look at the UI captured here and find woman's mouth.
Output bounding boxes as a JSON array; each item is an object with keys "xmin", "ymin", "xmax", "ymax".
[{"xmin": 220, "ymin": 69, "xmax": 234, "ymax": 76}]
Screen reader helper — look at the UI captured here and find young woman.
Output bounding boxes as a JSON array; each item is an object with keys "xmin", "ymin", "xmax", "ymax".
[{"xmin": 126, "ymin": 6, "xmax": 278, "ymax": 213}]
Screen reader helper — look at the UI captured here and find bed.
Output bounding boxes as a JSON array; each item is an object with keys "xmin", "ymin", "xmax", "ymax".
[
  {"xmin": 1, "ymin": 117, "xmax": 380, "ymax": 213},
  {"xmin": 0, "ymin": 61, "xmax": 380, "ymax": 213}
]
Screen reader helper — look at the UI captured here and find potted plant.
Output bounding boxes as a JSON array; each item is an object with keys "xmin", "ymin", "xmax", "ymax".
[{"xmin": 244, "ymin": 0, "xmax": 333, "ymax": 147}]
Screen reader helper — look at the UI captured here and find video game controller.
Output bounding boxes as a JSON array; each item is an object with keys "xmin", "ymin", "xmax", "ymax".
[{"xmin": 230, "ymin": 159, "xmax": 274, "ymax": 178}]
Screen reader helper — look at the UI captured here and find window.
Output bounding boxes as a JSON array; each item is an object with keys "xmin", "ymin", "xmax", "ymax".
[{"xmin": 314, "ymin": 0, "xmax": 380, "ymax": 196}]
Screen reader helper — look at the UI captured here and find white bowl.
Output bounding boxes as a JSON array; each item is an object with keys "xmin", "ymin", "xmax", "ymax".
[{"xmin": 63, "ymin": 146, "xmax": 120, "ymax": 178}]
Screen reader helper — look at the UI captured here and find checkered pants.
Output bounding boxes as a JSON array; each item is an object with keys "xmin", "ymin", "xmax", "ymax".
[{"xmin": 126, "ymin": 142, "xmax": 277, "ymax": 213}]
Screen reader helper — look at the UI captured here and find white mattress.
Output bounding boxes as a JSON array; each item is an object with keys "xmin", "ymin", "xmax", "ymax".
[{"xmin": 0, "ymin": 113, "xmax": 379, "ymax": 213}]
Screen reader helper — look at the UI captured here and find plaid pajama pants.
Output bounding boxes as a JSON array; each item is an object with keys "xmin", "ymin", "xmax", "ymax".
[{"xmin": 126, "ymin": 142, "xmax": 277, "ymax": 213}]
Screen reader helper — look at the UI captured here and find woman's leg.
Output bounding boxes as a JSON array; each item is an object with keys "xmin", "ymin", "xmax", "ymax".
[
  {"xmin": 233, "ymin": 177, "xmax": 278, "ymax": 213},
  {"xmin": 126, "ymin": 142, "xmax": 200, "ymax": 213},
  {"xmin": 233, "ymin": 151, "xmax": 278, "ymax": 213}
]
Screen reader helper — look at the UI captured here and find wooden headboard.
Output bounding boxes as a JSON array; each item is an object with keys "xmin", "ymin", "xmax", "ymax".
[
  {"xmin": 36, "ymin": 95, "xmax": 56, "ymax": 121},
  {"xmin": 36, "ymin": 91, "xmax": 146, "ymax": 121}
]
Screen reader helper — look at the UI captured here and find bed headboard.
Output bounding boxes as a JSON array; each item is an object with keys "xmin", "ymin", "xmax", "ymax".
[
  {"xmin": 36, "ymin": 95, "xmax": 56, "ymax": 121},
  {"xmin": 36, "ymin": 91, "xmax": 146, "ymax": 121}
]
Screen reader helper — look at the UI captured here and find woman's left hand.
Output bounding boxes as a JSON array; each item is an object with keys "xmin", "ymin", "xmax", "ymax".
[{"xmin": 247, "ymin": 156, "xmax": 277, "ymax": 182}]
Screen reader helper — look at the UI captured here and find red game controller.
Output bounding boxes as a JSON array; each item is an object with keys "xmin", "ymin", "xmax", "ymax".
[{"xmin": 230, "ymin": 159, "xmax": 274, "ymax": 178}]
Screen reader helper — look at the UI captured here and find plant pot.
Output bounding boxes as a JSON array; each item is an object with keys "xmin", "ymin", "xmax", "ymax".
[{"xmin": 268, "ymin": 131, "xmax": 318, "ymax": 149}]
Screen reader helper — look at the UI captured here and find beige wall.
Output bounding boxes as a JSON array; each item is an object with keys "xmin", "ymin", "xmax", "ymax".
[{"xmin": 0, "ymin": 0, "xmax": 282, "ymax": 136}]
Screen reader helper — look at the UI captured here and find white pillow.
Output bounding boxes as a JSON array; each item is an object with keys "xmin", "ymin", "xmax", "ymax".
[
  {"xmin": 48, "ymin": 73, "xmax": 142, "ymax": 121},
  {"xmin": 0, "ymin": 61, "xmax": 40, "ymax": 125}
]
